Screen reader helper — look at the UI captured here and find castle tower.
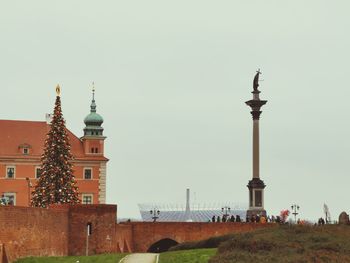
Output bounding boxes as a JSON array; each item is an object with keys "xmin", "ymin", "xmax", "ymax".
[
  {"xmin": 81, "ymin": 85, "xmax": 106, "ymax": 155},
  {"xmin": 245, "ymin": 70, "xmax": 267, "ymax": 217},
  {"xmin": 81, "ymin": 85, "xmax": 108, "ymax": 204}
]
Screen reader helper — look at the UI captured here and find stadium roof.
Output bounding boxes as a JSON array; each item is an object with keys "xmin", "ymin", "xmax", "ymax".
[{"xmin": 139, "ymin": 203, "xmax": 248, "ymax": 222}]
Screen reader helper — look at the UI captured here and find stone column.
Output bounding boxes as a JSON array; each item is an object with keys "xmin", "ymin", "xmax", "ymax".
[
  {"xmin": 253, "ymin": 119, "xmax": 259, "ymax": 179},
  {"xmin": 245, "ymin": 89, "xmax": 267, "ymax": 217}
]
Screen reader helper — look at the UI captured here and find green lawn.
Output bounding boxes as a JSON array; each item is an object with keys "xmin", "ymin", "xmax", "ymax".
[
  {"xmin": 159, "ymin": 248, "xmax": 217, "ymax": 263},
  {"xmin": 15, "ymin": 253, "xmax": 127, "ymax": 263},
  {"xmin": 164, "ymin": 225, "xmax": 350, "ymax": 263},
  {"xmin": 209, "ymin": 225, "xmax": 350, "ymax": 263}
]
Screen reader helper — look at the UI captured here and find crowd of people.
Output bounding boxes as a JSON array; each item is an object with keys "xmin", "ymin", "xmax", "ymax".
[
  {"xmin": 211, "ymin": 214, "xmax": 242, "ymax": 222},
  {"xmin": 210, "ymin": 214, "xmax": 331, "ymax": 226},
  {"xmin": 210, "ymin": 214, "xmax": 286, "ymax": 224}
]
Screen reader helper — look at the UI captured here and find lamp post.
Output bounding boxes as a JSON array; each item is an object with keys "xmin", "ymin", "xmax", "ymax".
[
  {"xmin": 150, "ymin": 208, "xmax": 160, "ymax": 222},
  {"xmin": 25, "ymin": 177, "xmax": 33, "ymax": 206},
  {"xmin": 291, "ymin": 204, "xmax": 300, "ymax": 223},
  {"xmin": 222, "ymin": 206, "xmax": 231, "ymax": 218}
]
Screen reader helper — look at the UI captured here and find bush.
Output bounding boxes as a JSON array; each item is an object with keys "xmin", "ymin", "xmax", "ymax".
[{"xmin": 218, "ymin": 237, "xmax": 279, "ymax": 253}]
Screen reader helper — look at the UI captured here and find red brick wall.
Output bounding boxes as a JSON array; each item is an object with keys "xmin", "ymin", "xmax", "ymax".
[
  {"xmin": 0, "ymin": 205, "xmax": 118, "ymax": 262},
  {"xmin": 67, "ymin": 205, "xmax": 117, "ymax": 256},
  {"xmin": 0, "ymin": 205, "xmax": 274, "ymax": 262},
  {"xmin": 115, "ymin": 224, "xmax": 133, "ymax": 253},
  {"xmin": 0, "ymin": 206, "xmax": 69, "ymax": 262},
  {"xmin": 123, "ymin": 222, "xmax": 274, "ymax": 252}
]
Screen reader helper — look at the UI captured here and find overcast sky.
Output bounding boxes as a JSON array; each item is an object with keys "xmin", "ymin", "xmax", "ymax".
[{"xmin": 1, "ymin": 1, "xmax": 350, "ymax": 221}]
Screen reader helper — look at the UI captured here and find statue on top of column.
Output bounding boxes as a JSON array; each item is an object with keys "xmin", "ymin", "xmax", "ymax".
[{"xmin": 253, "ymin": 69, "xmax": 261, "ymax": 92}]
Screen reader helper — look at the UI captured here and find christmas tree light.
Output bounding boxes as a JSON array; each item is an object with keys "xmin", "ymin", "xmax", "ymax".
[{"xmin": 31, "ymin": 85, "xmax": 80, "ymax": 207}]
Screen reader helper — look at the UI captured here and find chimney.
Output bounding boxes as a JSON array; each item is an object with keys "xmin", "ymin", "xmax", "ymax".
[{"xmin": 45, "ymin": 113, "xmax": 53, "ymax": 124}]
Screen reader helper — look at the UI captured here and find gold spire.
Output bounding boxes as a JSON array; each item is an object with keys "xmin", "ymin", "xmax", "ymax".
[{"xmin": 56, "ymin": 84, "xmax": 61, "ymax": 96}]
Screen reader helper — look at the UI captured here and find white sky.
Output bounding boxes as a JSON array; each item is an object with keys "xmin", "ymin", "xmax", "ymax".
[{"xmin": 1, "ymin": 1, "xmax": 350, "ymax": 221}]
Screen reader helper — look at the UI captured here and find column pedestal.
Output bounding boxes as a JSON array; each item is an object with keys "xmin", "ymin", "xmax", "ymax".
[{"xmin": 246, "ymin": 178, "xmax": 266, "ymax": 217}]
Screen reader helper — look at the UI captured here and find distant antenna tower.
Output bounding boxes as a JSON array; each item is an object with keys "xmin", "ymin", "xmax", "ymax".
[
  {"xmin": 184, "ymin": 188, "xmax": 192, "ymax": 222},
  {"xmin": 323, "ymin": 203, "xmax": 331, "ymax": 223}
]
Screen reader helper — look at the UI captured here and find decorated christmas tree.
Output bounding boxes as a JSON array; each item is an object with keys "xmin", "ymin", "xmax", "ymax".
[{"xmin": 31, "ymin": 85, "xmax": 80, "ymax": 207}]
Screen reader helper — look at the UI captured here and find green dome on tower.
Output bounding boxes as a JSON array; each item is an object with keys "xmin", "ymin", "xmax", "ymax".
[
  {"xmin": 84, "ymin": 110, "xmax": 104, "ymax": 126},
  {"xmin": 83, "ymin": 86, "xmax": 104, "ymax": 136}
]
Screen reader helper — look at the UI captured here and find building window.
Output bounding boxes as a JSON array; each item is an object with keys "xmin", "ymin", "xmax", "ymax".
[
  {"xmin": 18, "ymin": 144, "xmax": 31, "ymax": 155},
  {"xmin": 2, "ymin": 193, "xmax": 16, "ymax": 205},
  {"xmin": 91, "ymin": 148, "xmax": 99, "ymax": 154},
  {"xmin": 82, "ymin": 194, "xmax": 93, "ymax": 204},
  {"xmin": 84, "ymin": 168, "xmax": 92, "ymax": 180},
  {"xmin": 6, "ymin": 166, "xmax": 15, "ymax": 179},
  {"xmin": 35, "ymin": 167, "xmax": 42, "ymax": 179}
]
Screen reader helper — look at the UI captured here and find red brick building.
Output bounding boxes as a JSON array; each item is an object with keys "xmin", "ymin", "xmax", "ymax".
[{"xmin": 0, "ymin": 92, "xmax": 108, "ymax": 206}]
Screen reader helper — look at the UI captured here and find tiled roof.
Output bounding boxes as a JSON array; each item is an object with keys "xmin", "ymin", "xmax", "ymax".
[{"xmin": 0, "ymin": 120, "xmax": 107, "ymax": 161}]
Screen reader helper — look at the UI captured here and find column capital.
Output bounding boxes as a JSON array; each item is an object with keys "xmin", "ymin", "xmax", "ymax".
[
  {"xmin": 251, "ymin": 111, "xmax": 262, "ymax": 120},
  {"xmin": 246, "ymin": 99, "xmax": 267, "ymax": 120},
  {"xmin": 245, "ymin": 99, "xmax": 267, "ymax": 111}
]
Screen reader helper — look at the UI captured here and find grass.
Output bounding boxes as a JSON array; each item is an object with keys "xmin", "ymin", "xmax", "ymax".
[
  {"xmin": 159, "ymin": 248, "xmax": 217, "ymax": 263},
  {"xmin": 209, "ymin": 225, "xmax": 350, "ymax": 263},
  {"xmin": 15, "ymin": 253, "xmax": 128, "ymax": 263},
  {"xmin": 168, "ymin": 225, "xmax": 350, "ymax": 262}
]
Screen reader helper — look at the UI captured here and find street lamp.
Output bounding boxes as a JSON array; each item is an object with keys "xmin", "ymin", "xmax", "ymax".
[
  {"xmin": 222, "ymin": 206, "xmax": 231, "ymax": 218},
  {"xmin": 150, "ymin": 208, "xmax": 160, "ymax": 222},
  {"xmin": 291, "ymin": 204, "xmax": 300, "ymax": 223},
  {"xmin": 25, "ymin": 177, "xmax": 33, "ymax": 206}
]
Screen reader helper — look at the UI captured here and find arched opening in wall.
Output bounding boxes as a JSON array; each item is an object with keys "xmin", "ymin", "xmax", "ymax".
[{"xmin": 147, "ymin": 238, "xmax": 179, "ymax": 253}]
